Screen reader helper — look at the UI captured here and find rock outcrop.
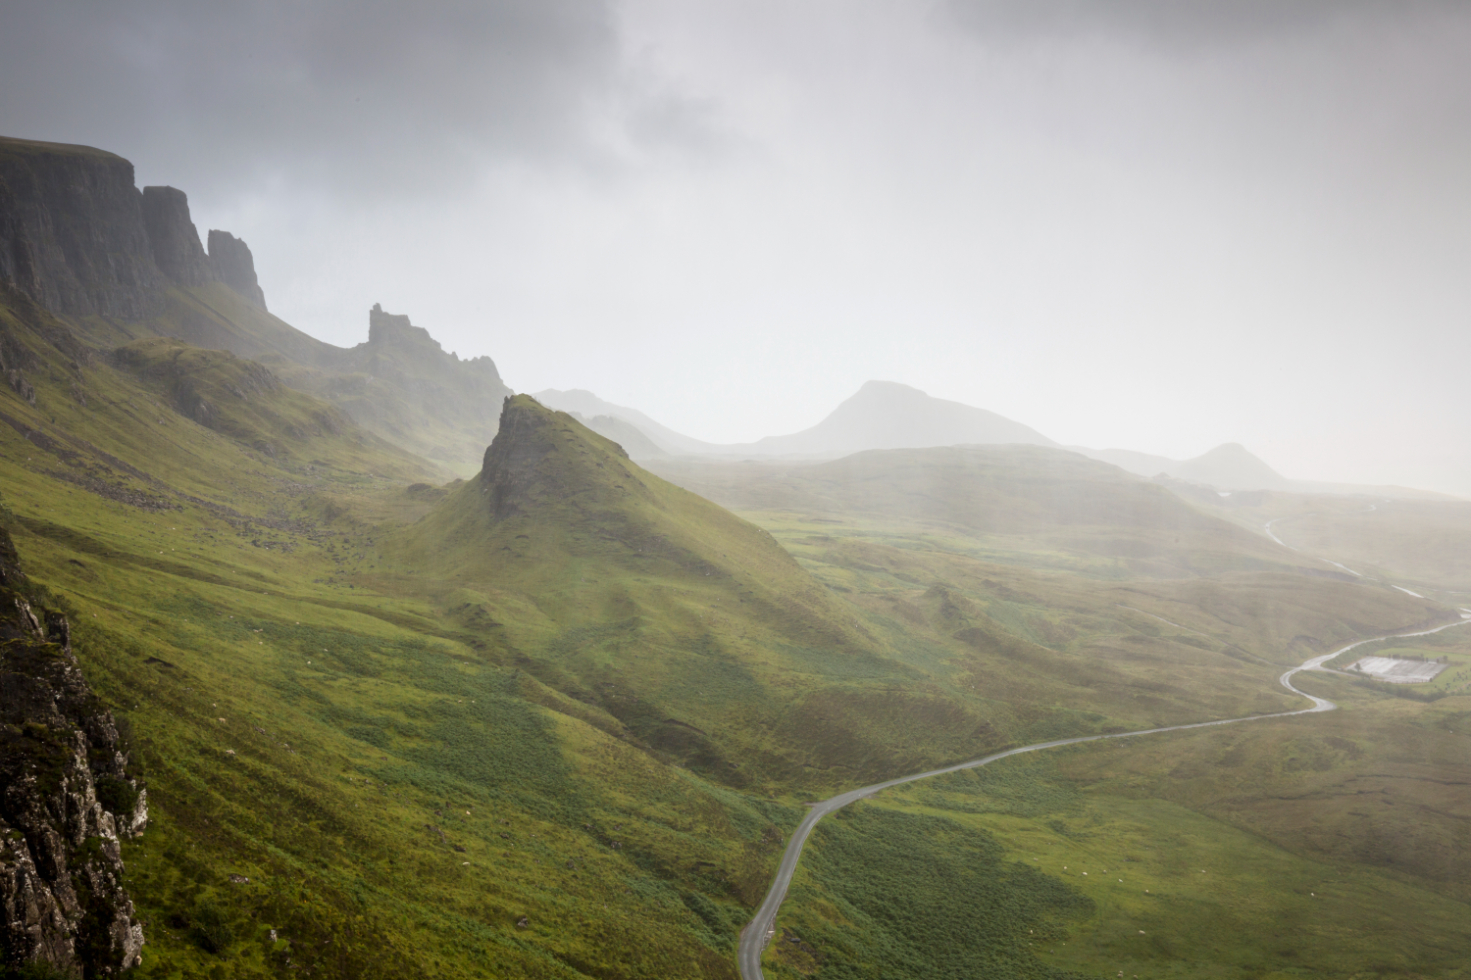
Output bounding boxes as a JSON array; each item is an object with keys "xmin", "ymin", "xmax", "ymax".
[
  {"xmin": 206, "ymin": 230, "xmax": 267, "ymax": 310},
  {"xmin": 276, "ymin": 303, "xmax": 514, "ymax": 470},
  {"xmin": 0, "ymin": 515, "xmax": 148, "ymax": 977},
  {"xmin": 140, "ymin": 186, "xmax": 214, "ymax": 288},
  {"xmin": 0, "ymin": 135, "xmax": 267, "ymax": 321},
  {"xmin": 0, "ymin": 137, "xmax": 164, "ymax": 319}
]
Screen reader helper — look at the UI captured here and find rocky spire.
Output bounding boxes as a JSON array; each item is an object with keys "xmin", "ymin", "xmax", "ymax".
[
  {"xmin": 141, "ymin": 185, "xmax": 214, "ymax": 286},
  {"xmin": 207, "ymin": 229, "xmax": 267, "ymax": 310}
]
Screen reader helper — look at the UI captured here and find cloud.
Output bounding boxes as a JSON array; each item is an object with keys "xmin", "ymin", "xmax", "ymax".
[
  {"xmin": 941, "ymin": 0, "xmax": 1462, "ymax": 47},
  {"xmin": 0, "ymin": 0, "xmax": 721, "ymax": 197}
]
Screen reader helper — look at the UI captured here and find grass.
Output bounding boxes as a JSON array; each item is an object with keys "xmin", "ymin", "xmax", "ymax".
[
  {"xmin": 767, "ymin": 705, "xmax": 1471, "ymax": 980},
  {"xmin": 6, "ymin": 280, "xmax": 1471, "ymax": 978}
]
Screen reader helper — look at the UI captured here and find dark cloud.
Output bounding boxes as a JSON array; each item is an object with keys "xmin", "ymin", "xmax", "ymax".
[
  {"xmin": 0, "ymin": 0, "xmax": 696, "ymax": 195},
  {"xmin": 942, "ymin": 0, "xmax": 1462, "ymax": 46}
]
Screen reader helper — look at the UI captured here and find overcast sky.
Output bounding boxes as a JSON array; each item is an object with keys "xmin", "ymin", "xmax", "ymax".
[{"xmin": 4, "ymin": 0, "xmax": 1470, "ymax": 492}]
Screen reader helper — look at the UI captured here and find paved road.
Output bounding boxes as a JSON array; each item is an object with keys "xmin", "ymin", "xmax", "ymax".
[{"xmin": 735, "ymin": 617, "xmax": 1471, "ymax": 980}]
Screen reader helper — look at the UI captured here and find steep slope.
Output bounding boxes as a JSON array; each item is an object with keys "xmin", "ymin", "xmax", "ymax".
[
  {"xmin": 0, "ymin": 136, "xmax": 165, "ymax": 319},
  {"xmin": 266, "ymin": 304, "xmax": 512, "ymax": 473},
  {"xmin": 0, "ymin": 135, "xmax": 512, "ymax": 474},
  {"xmin": 0, "ymin": 294, "xmax": 798, "ymax": 979},
  {"xmin": 0, "ymin": 510, "xmax": 149, "ymax": 977}
]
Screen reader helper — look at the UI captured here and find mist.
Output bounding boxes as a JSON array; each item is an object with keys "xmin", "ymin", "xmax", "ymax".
[{"xmin": 3, "ymin": 0, "xmax": 1469, "ymax": 492}]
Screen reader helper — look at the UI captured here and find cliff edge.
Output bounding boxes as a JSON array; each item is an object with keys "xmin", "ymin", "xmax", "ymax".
[{"xmin": 0, "ymin": 512, "xmax": 148, "ymax": 977}]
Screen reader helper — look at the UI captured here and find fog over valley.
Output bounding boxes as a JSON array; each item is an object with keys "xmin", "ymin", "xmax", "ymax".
[{"xmin": 5, "ymin": 0, "xmax": 1470, "ymax": 493}]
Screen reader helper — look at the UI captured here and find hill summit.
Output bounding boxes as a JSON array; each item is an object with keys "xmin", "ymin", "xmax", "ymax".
[{"xmin": 734, "ymin": 380, "xmax": 1056, "ymax": 457}]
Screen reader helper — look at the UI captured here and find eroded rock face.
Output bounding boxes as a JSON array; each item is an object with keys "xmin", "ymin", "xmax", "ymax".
[
  {"xmin": 0, "ymin": 137, "xmax": 165, "ymax": 319},
  {"xmin": 0, "ymin": 520, "xmax": 147, "ymax": 977},
  {"xmin": 207, "ymin": 229, "xmax": 267, "ymax": 310},
  {"xmin": 141, "ymin": 186, "xmax": 214, "ymax": 288}
]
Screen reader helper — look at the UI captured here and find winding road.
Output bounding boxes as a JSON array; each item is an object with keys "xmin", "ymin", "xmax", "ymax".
[{"xmin": 736, "ymin": 617, "xmax": 1471, "ymax": 980}]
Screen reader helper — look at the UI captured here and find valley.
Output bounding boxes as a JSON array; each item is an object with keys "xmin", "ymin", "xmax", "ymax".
[{"xmin": 2, "ymin": 133, "xmax": 1470, "ymax": 980}]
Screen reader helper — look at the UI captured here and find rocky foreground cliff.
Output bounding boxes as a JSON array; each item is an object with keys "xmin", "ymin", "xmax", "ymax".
[{"xmin": 0, "ymin": 515, "xmax": 148, "ymax": 977}]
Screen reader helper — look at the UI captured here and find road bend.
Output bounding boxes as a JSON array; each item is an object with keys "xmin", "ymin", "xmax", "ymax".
[{"xmin": 736, "ymin": 617, "xmax": 1471, "ymax": 980}]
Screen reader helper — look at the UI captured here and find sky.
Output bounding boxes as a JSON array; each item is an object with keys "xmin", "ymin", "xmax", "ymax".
[{"xmin": 3, "ymin": 0, "xmax": 1471, "ymax": 492}]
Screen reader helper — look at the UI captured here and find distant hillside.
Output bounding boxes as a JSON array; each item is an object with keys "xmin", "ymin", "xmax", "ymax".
[
  {"xmin": 266, "ymin": 304, "xmax": 513, "ymax": 472},
  {"xmin": 647, "ymin": 445, "xmax": 1301, "ymax": 579},
  {"xmin": 567, "ymin": 411, "xmax": 669, "ymax": 458},
  {"xmin": 729, "ymin": 381, "xmax": 1056, "ymax": 457},
  {"xmin": 1077, "ymin": 442, "xmax": 1454, "ymax": 499},
  {"xmin": 532, "ymin": 388, "xmax": 720, "ymax": 455},
  {"xmin": 1081, "ymin": 443, "xmax": 1290, "ymax": 491},
  {"xmin": 536, "ymin": 381, "xmax": 1055, "ymax": 460}
]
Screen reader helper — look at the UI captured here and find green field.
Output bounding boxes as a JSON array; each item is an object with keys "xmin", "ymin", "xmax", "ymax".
[{"xmin": 5, "ymin": 279, "xmax": 1471, "ymax": 979}]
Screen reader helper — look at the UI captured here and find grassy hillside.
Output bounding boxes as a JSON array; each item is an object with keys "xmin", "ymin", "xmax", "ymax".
[
  {"xmin": 4, "ymin": 283, "xmax": 1468, "ymax": 978},
  {"xmin": 57, "ymin": 279, "xmax": 511, "ymax": 474},
  {"xmin": 647, "ymin": 448, "xmax": 1307, "ymax": 579},
  {"xmin": 390, "ymin": 394, "xmax": 1009, "ymax": 789}
]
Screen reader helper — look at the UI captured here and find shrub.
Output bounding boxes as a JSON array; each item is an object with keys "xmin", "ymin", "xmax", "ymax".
[{"xmin": 191, "ymin": 900, "xmax": 235, "ymax": 954}]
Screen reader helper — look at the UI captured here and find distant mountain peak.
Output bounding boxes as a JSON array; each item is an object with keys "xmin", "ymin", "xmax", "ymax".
[{"xmin": 747, "ymin": 380, "xmax": 1056, "ymax": 456}]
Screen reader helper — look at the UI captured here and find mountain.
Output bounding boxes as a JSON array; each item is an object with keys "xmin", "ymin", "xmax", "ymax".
[
  {"xmin": 1078, "ymin": 442, "xmax": 1455, "ymax": 499},
  {"xmin": 392, "ymin": 395, "xmax": 1007, "ymax": 786},
  {"xmin": 730, "ymin": 381, "xmax": 1056, "ymax": 457},
  {"xmin": 0, "ymin": 134, "xmax": 512, "ymax": 474},
  {"xmin": 537, "ymin": 381, "xmax": 1055, "ymax": 460},
  {"xmin": 1080, "ymin": 442, "xmax": 1290, "ymax": 491},
  {"xmin": 264, "ymin": 304, "xmax": 513, "ymax": 472},
  {"xmin": 7, "ymin": 132, "xmax": 1471, "ymax": 980},
  {"xmin": 568, "ymin": 411, "xmax": 668, "ymax": 458}
]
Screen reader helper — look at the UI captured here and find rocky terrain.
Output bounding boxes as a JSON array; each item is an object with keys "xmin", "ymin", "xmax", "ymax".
[
  {"xmin": 0, "ymin": 513, "xmax": 148, "ymax": 977},
  {"xmin": 0, "ymin": 137, "xmax": 265, "ymax": 319},
  {"xmin": 0, "ymin": 134, "xmax": 511, "ymax": 473}
]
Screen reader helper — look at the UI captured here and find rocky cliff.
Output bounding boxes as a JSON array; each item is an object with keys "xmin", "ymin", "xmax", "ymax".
[
  {"xmin": 140, "ymin": 186, "xmax": 214, "ymax": 288},
  {"xmin": 0, "ymin": 515, "xmax": 148, "ymax": 977},
  {"xmin": 0, "ymin": 134, "xmax": 512, "ymax": 474},
  {"xmin": 273, "ymin": 303, "xmax": 514, "ymax": 472},
  {"xmin": 206, "ymin": 230, "xmax": 267, "ymax": 310},
  {"xmin": 0, "ymin": 135, "xmax": 266, "ymax": 321},
  {"xmin": 0, "ymin": 137, "xmax": 164, "ymax": 319}
]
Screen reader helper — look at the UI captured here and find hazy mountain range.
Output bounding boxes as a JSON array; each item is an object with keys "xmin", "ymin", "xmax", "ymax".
[{"xmin": 537, "ymin": 382, "xmax": 1452, "ymax": 500}]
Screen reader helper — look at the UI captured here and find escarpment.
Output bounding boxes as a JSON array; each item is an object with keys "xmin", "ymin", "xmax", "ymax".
[
  {"xmin": 140, "ymin": 185, "xmax": 214, "ymax": 287},
  {"xmin": 0, "ymin": 135, "xmax": 266, "ymax": 317},
  {"xmin": 206, "ymin": 230, "xmax": 267, "ymax": 310},
  {"xmin": 0, "ymin": 137, "xmax": 164, "ymax": 319},
  {"xmin": 0, "ymin": 517, "xmax": 148, "ymax": 977}
]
